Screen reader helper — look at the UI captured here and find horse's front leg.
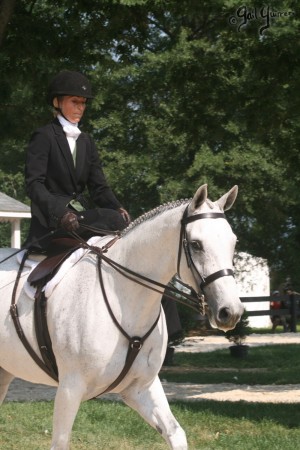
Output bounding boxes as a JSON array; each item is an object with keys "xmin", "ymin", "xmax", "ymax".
[
  {"xmin": 50, "ymin": 374, "xmax": 86, "ymax": 450},
  {"xmin": 121, "ymin": 375, "xmax": 188, "ymax": 450}
]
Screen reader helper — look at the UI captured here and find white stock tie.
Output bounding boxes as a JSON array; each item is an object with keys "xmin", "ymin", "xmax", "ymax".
[
  {"xmin": 57, "ymin": 115, "xmax": 81, "ymax": 155},
  {"xmin": 63, "ymin": 125, "xmax": 81, "ymax": 155},
  {"xmin": 63, "ymin": 124, "xmax": 81, "ymax": 140}
]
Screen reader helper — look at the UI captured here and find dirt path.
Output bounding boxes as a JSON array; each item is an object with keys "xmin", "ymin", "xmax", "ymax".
[
  {"xmin": 5, "ymin": 333, "xmax": 300, "ymax": 403},
  {"xmin": 6, "ymin": 378, "xmax": 300, "ymax": 404}
]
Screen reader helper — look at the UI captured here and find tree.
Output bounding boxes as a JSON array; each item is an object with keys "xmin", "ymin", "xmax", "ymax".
[
  {"xmin": 0, "ymin": 0, "xmax": 300, "ymax": 289},
  {"xmin": 0, "ymin": 0, "xmax": 16, "ymax": 47}
]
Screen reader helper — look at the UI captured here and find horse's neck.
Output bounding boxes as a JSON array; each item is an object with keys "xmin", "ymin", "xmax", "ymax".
[
  {"xmin": 114, "ymin": 204, "xmax": 185, "ymax": 286},
  {"xmin": 97, "ymin": 205, "xmax": 184, "ymax": 331}
]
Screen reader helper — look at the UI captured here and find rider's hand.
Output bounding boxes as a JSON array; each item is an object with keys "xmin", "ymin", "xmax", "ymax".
[
  {"xmin": 118, "ymin": 207, "xmax": 131, "ymax": 225},
  {"xmin": 60, "ymin": 212, "xmax": 80, "ymax": 232}
]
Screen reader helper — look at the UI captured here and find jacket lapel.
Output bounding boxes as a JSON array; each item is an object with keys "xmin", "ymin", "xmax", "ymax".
[
  {"xmin": 52, "ymin": 120, "xmax": 78, "ymax": 188},
  {"xmin": 75, "ymin": 135, "xmax": 85, "ymax": 179}
]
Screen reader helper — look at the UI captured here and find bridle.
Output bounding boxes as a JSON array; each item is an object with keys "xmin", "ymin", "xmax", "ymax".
[{"xmin": 177, "ymin": 206, "xmax": 235, "ymax": 294}]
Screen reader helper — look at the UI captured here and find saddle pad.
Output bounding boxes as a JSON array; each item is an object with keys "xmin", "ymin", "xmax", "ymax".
[
  {"xmin": 27, "ymin": 244, "xmax": 81, "ymax": 286},
  {"xmin": 17, "ymin": 236, "xmax": 108, "ymax": 299}
]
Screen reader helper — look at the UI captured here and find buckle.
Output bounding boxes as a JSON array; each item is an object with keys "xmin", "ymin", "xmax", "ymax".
[{"xmin": 130, "ymin": 338, "xmax": 142, "ymax": 350}]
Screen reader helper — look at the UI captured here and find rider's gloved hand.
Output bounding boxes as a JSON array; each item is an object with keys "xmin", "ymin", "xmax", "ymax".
[
  {"xmin": 60, "ymin": 212, "xmax": 80, "ymax": 232},
  {"xmin": 118, "ymin": 207, "xmax": 131, "ymax": 225}
]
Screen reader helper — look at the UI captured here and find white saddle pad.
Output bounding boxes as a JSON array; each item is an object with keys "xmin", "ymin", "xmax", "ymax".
[{"xmin": 17, "ymin": 236, "xmax": 107, "ymax": 299}]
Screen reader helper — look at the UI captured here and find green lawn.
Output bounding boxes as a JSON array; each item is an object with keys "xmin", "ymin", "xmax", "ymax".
[
  {"xmin": 160, "ymin": 344, "xmax": 300, "ymax": 385},
  {"xmin": 1, "ymin": 344, "xmax": 300, "ymax": 449},
  {"xmin": 1, "ymin": 400, "xmax": 300, "ymax": 449}
]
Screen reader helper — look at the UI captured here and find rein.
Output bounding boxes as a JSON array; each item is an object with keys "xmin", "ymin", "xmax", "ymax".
[
  {"xmin": 0, "ymin": 230, "xmax": 56, "ymax": 265},
  {"xmin": 72, "ymin": 234, "xmax": 203, "ymax": 314},
  {"xmin": 0, "ymin": 224, "xmax": 117, "ymax": 266}
]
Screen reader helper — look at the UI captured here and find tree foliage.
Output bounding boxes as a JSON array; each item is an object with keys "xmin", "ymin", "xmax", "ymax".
[{"xmin": 0, "ymin": 0, "xmax": 300, "ymax": 288}]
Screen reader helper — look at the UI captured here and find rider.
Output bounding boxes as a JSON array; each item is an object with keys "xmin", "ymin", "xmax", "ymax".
[{"xmin": 23, "ymin": 70, "xmax": 130, "ymax": 251}]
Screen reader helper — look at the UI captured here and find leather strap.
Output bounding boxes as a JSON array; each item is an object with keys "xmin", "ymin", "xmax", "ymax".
[
  {"xmin": 200, "ymin": 268, "xmax": 234, "ymax": 290},
  {"xmin": 95, "ymin": 255, "xmax": 161, "ymax": 396},
  {"xmin": 10, "ymin": 251, "xmax": 58, "ymax": 381},
  {"xmin": 181, "ymin": 212, "xmax": 226, "ymax": 223},
  {"xmin": 73, "ymin": 233, "xmax": 201, "ymax": 313},
  {"xmin": 34, "ymin": 288, "xmax": 58, "ymax": 381}
]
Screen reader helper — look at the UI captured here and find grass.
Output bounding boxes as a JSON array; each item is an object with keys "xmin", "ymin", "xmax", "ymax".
[
  {"xmin": 161, "ymin": 344, "xmax": 300, "ymax": 385},
  {"xmin": 1, "ymin": 341, "xmax": 300, "ymax": 449},
  {"xmin": 1, "ymin": 400, "xmax": 300, "ymax": 449}
]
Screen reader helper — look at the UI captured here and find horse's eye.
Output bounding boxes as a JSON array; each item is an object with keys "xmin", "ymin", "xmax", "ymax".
[{"xmin": 190, "ymin": 240, "xmax": 203, "ymax": 252}]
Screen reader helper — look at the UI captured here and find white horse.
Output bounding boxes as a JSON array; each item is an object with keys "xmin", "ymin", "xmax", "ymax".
[{"xmin": 0, "ymin": 184, "xmax": 243, "ymax": 449}]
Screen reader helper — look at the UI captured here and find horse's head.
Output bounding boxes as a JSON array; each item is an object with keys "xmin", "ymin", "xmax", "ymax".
[{"xmin": 178, "ymin": 184, "xmax": 244, "ymax": 331}]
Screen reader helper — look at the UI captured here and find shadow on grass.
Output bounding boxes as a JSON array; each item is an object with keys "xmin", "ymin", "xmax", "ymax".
[
  {"xmin": 173, "ymin": 400, "xmax": 300, "ymax": 429},
  {"xmin": 161, "ymin": 345, "xmax": 300, "ymax": 384}
]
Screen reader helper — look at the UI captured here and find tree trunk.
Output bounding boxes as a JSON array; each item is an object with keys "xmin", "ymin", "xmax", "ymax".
[{"xmin": 0, "ymin": 0, "xmax": 17, "ymax": 47}]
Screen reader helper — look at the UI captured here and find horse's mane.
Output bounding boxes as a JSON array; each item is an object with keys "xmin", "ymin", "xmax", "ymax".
[
  {"xmin": 121, "ymin": 198, "xmax": 191, "ymax": 237},
  {"xmin": 121, "ymin": 197, "xmax": 216, "ymax": 237}
]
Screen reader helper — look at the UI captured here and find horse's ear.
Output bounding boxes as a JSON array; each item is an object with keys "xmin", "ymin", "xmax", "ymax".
[
  {"xmin": 217, "ymin": 185, "xmax": 238, "ymax": 211},
  {"xmin": 189, "ymin": 184, "xmax": 208, "ymax": 213}
]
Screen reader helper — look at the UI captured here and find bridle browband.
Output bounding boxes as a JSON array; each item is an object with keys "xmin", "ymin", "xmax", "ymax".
[{"xmin": 177, "ymin": 206, "xmax": 234, "ymax": 293}]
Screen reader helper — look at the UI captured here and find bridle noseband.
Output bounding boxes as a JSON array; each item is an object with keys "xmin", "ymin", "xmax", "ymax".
[{"xmin": 177, "ymin": 206, "xmax": 234, "ymax": 293}]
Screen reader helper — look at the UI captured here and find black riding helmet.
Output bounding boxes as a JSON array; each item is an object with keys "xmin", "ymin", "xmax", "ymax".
[{"xmin": 47, "ymin": 70, "xmax": 94, "ymax": 106}]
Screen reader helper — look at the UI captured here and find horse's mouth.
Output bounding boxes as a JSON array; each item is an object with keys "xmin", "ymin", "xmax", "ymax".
[{"xmin": 206, "ymin": 306, "xmax": 243, "ymax": 332}]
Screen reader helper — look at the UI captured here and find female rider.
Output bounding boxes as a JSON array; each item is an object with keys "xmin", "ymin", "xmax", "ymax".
[{"xmin": 24, "ymin": 70, "xmax": 130, "ymax": 251}]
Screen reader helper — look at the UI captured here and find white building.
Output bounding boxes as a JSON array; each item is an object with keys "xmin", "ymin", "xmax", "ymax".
[
  {"xmin": 234, "ymin": 252, "xmax": 271, "ymax": 328},
  {"xmin": 0, "ymin": 192, "xmax": 31, "ymax": 248}
]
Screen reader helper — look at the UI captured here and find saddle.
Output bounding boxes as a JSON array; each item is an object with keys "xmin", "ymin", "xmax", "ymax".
[{"xmin": 28, "ymin": 237, "xmax": 82, "ymax": 287}]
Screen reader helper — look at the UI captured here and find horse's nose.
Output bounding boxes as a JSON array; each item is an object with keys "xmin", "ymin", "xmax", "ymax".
[
  {"xmin": 217, "ymin": 305, "xmax": 243, "ymax": 330},
  {"xmin": 218, "ymin": 306, "xmax": 231, "ymax": 322}
]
